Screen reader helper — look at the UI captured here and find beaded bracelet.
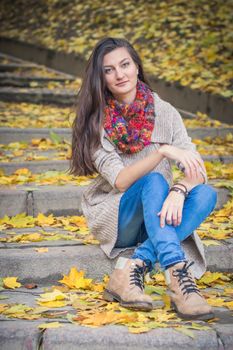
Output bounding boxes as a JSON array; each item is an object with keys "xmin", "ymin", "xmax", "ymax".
[
  {"xmin": 173, "ymin": 182, "xmax": 188, "ymax": 193},
  {"xmin": 169, "ymin": 187, "xmax": 187, "ymax": 198}
]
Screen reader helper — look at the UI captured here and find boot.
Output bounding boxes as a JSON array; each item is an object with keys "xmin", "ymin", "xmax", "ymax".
[
  {"xmin": 103, "ymin": 257, "xmax": 153, "ymax": 311},
  {"xmin": 165, "ymin": 261, "xmax": 214, "ymax": 320}
]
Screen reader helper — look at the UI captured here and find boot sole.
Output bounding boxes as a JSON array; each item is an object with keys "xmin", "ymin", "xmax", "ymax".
[
  {"xmin": 171, "ymin": 302, "xmax": 215, "ymax": 321},
  {"xmin": 103, "ymin": 289, "xmax": 153, "ymax": 311}
]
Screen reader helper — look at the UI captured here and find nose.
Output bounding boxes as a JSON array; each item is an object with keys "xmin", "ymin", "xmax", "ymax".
[{"xmin": 115, "ymin": 67, "xmax": 124, "ymax": 80}]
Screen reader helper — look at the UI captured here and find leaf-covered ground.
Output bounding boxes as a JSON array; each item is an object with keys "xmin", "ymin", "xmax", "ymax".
[
  {"xmin": 0, "ymin": 175, "xmax": 232, "ymax": 246},
  {"xmin": 0, "ymin": 0, "xmax": 232, "ymax": 99},
  {"xmin": 0, "ymin": 101, "xmax": 231, "ymax": 129},
  {"xmin": 0, "ymin": 267, "xmax": 232, "ymax": 334},
  {"xmin": 0, "ymin": 134, "xmax": 232, "ymax": 167}
]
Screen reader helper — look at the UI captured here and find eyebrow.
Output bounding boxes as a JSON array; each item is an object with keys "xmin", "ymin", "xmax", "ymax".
[{"xmin": 103, "ymin": 58, "xmax": 130, "ymax": 67}]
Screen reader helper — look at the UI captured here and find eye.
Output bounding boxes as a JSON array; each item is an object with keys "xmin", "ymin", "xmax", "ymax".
[
  {"xmin": 122, "ymin": 61, "xmax": 130, "ymax": 68},
  {"xmin": 104, "ymin": 67, "xmax": 113, "ymax": 74}
]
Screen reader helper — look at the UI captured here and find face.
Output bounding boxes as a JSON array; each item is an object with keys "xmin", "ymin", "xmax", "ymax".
[{"xmin": 103, "ymin": 47, "xmax": 138, "ymax": 103}]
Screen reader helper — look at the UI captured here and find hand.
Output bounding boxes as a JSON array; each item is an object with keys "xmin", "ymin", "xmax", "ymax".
[
  {"xmin": 158, "ymin": 144, "xmax": 206, "ymax": 180},
  {"xmin": 157, "ymin": 191, "xmax": 185, "ymax": 228}
]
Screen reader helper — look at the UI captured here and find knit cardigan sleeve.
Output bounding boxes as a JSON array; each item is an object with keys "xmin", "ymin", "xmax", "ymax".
[
  {"xmin": 170, "ymin": 104, "xmax": 208, "ymax": 184},
  {"xmin": 92, "ymin": 147, "xmax": 125, "ymax": 189}
]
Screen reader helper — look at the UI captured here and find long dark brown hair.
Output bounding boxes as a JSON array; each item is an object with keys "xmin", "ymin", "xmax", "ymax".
[{"xmin": 69, "ymin": 37, "xmax": 151, "ymax": 176}]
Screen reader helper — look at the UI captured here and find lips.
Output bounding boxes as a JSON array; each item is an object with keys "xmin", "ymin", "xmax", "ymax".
[{"xmin": 116, "ymin": 81, "xmax": 129, "ymax": 86}]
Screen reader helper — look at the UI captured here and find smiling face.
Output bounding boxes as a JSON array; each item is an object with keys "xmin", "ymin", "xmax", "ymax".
[{"xmin": 103, "ymin": 47, "xmax": 139, "ymax": 104}]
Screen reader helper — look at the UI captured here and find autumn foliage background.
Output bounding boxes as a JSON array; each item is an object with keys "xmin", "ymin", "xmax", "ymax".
[{"xmin": 0, "ymin": 0, "xmax": 232, "ymax": 99}]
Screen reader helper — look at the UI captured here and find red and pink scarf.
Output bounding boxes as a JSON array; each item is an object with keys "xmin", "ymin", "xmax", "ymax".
[{"xmin": 104, "ymin": 80, "xmax": 155, "ymax": 154}]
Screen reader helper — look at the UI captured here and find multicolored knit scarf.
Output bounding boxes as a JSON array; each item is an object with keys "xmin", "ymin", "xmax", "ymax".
[{"xmin": 103, "ymin": 80, "xmax": 155, "ymax": 154}]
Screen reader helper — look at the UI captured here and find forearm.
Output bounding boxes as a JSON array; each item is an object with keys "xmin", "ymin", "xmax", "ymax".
[
  {"xmin": 115, "ymin": 150, "xmax": 165, "ymax": 192},
  {"xmin": 174, "ymin": 172, "xmax": 205, "ymax": 192}
]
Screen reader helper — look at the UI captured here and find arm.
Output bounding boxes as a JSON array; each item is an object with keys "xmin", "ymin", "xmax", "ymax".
[
  {"xmin": 156, "ymin": 106, "xmax": 207, "ymax": 227},
  {"xmin": 162, "ymin": 105, "xmax": 208, "ymax": 188},
  {"xmin": 93, "ymin": 146, "xmax": 165, "ymax": 193},
  {"xmin": 115, "ymin": 150, "xmax": 165, "ymax": 192}
]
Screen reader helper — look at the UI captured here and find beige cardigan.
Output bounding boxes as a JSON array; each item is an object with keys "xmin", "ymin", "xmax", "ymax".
[{"xmin": 81, "ymin": 92, "xmax": 207, "ymax": 279}]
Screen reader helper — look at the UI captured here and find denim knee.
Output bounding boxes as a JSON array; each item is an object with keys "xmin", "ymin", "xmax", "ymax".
[
  {"xmin": 191, "ymin": 184, "xmax": 217, "ymax": 211},
  {"xmin": 143, "ymin": 172, "xmax": 169, "ymax": 195}
]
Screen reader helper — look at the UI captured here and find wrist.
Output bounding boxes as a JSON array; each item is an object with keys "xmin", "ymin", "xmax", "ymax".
[
  {"xmin": 176, "ymin": 179, "xmax": 195, "ymax": 192},
  {"xmin": 169, "ymin": 187, "xmax": 187, "ymax": 198},
  {"xmin": 158, "ymin": 144, "xmax": 170, "ymax": 156}
]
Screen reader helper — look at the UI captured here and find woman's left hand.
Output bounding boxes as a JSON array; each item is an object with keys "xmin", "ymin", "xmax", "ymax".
[{"xmin": 157, "ymin": 191, "xmax": 185, "ymax": 228}]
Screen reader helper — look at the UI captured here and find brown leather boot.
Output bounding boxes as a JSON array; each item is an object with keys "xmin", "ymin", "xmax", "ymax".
[
  {"xmin": 165, "ymin": 261, "xmax": 214, "ymax": 320},
  {"xmin": 103, "ymin": 257, "xmax": 153, "ymax": 311}
]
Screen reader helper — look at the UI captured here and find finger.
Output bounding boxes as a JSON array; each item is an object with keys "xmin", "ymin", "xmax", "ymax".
[
  {"xmin": 192, "ymin": 153, "xmax": 206, "ymax": 173},
  {"xmin": 160, "ymin": 206, "xmax": 168, "ymax": 228},
  {"xmin": 165, "ymin": 207, "xmax": 173, "ymax": 226},
  {"xmin": 182, "ymin": 159, "xmax": 193, "ymax": 179},
  {"xmin": 177, "ymin": 206, "xmax": 183, "ymax": 225},
  {"xmin": 188, "ymin": 153, "xmax": 206, "ymax": 178},
  {"xmin": 172, "ymin": 207, "xmax": 178, "ymax": 226},
  {"xmin": 185, "ymin": 158, "xmax": 200, "ymax": 180}
]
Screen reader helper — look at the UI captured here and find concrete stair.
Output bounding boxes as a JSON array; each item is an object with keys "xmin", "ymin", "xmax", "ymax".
[
  {"xmin": 0, "ymin": 231, "xmax": 233, "ymax": 284},
  {"xmin": 0, "ymin": 183, "xmax": 229, "ymax": 218},
  {"xmin": 1, "ymin": 126, "xmax": 233, "ymax": 144}
]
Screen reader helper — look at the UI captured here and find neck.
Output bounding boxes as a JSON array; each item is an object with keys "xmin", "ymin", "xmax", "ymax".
[{"xmin": 114, "ymin": 88, "xmax": 137, "ymax": 104}]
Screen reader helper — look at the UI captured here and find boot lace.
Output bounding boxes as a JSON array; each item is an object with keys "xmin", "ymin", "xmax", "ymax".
[
  {"xmin": 173, "ymin": 261, "xmax": 201, "ymax": 297},
  {"xmin": 129, "ymin": 263, "xmax": 147, "ymax": 291}
]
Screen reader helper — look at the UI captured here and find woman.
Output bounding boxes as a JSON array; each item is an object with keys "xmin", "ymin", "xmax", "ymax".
[{"xmin": 70, "ymin": 37, "xmax": 217, "ymax": 320}]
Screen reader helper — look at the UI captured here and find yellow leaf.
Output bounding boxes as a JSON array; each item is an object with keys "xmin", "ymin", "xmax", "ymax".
[
  {"xmin": 162, "ymin": 294, "xmax": 171, "ymax": 310},
  {"xmin": 37, "ymin": 300, "xmax": 67, "ymax": 308},
  {"xmin": 37, "ymin": 213, "xmax": 55, "ymax": 226},
  {"xmin": 59, "ymin": 267, "xmax": 93, "ymax": 290},
  {"xmin": 37, "ymin": 289, "xmax": 67, "ymax": 302},
  {"xmin": 224, "ymin": 288, "xmax": 233, "ymax": 297},
  {"xmin": 25, "ymin": 233, "xmax": 43, "ymax": 242},
  {"xmin": 38, "ymin": 321, "xmax": 63, "ymax": 329},
  {"xmin": 128, "ymin": 326, "xmax": 150, "ymax": 333},
  {"xmin": 31, "ymin": 138, "xmax": 42, "ymax": 146},
  {"xmin": 0, "ymin": 304, "xmax": 8, "ymax": 313},
  {"xmin": 3, "ymin": 277, "xmax": 21, "ymax": 289},
  {"xmin": 77, "ymin": 310, "xmax": 138, "ymax": 326},
  {"xmin": 199, "ymin": 272, "xmax": 225, "ymax": 286},
  {"xmin": 3, "ymin": 304, "xmax": 32, "ymax": 315},
  {"xmin": 92, "ymin": 284, "xmax": 104, "ymax": 292},
  {"xmin": 34, "ymin": 247, "xmax": 49, "ymax": 253},
  {"xmin": 14, "ymin": 168, "xmax": 31, "ymax": 175},
  {"xmin": 152, "ymin": 272, "xmax": 165, "ymax": 285},
  {"xmin": 202, "ymin": 240, "xmax": 221, "ymax": 246},
  {"xmin": 207, "ymin": 297, "xmax": 226, "ymax": 307},
  {"xmin": 225, "ymin": 301, "xmax": 233, "ymax": 310}
]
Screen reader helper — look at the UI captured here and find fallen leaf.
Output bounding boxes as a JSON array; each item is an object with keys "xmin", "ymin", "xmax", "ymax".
[
  {"xmin": 38, "ymin": 321, "xmax": 63, "ymax": 329},
  {"xmin": 3, "ymin": 277, "xmax": 21, "ymax": 289}
]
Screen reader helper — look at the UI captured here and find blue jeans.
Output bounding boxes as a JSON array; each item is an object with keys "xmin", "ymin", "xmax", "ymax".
[{"xmin": 115, "ymin": 172, "xmax": 217, "ymax": 271}]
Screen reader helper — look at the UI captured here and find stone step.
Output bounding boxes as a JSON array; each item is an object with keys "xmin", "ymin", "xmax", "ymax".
[
  {"xmin": 0, "ymin": 73, "xmax": 75, "ymax": 87},
  {"xmin": 0, "ymin": 126, "xmax": 232, "ymax": 144},
  {"xmin": 0, "ymin": 52, "xmax": 23, "ymax": 63},
  {"xmin": 0, "ymin": 63, "xmax": 37, "ymax": 71},
  {"xmin": 0, "ymin": 235, "xmax": 233, "ymax": 283},
  {"xmin": 0, "ymin": 87, "xmax": 75, "ymax": 105},
  {"xmin": 1, "ymin": 320, "xmax": 232, "ymax": 350},
  {"xmin": 0, "ymin": 284, "xmax": 232, "ymax": 350},
  {"xmin": 1, "ymin": 155, "xmax": 232, "ymax": 175},
  {"xmin": 0, "ymin": 279, "xmax": 232, "ymax": 350},
  {"xmin": 0, "ymin": 183, "xmax": 229, "ymax": 218},
  {"xmin": 0, "ymin": 160, "xmax": 69, "ymax": 174}
]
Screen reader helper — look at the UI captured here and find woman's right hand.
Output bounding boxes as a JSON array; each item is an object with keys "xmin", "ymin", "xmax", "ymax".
[{"xmin": 158, "ymin": 144, "xmax": 206, "ymax": 180}]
